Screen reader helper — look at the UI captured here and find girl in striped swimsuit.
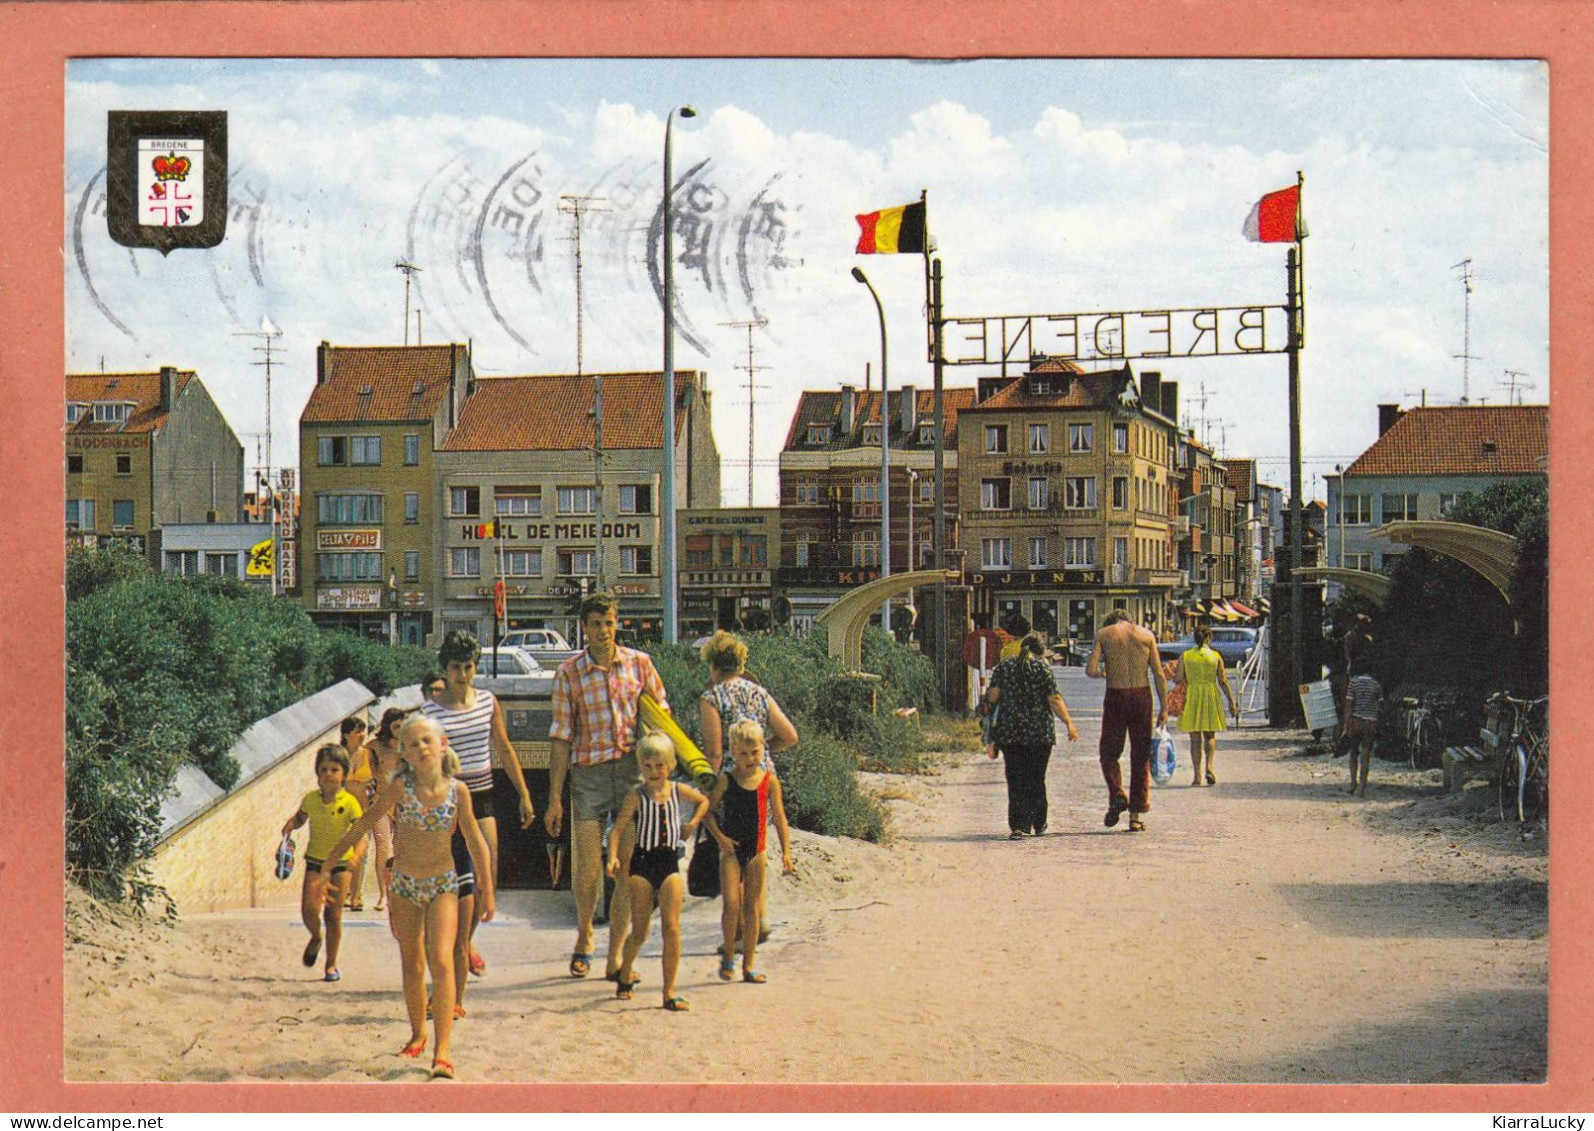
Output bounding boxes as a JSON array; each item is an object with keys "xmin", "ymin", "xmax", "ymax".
[{"xmin": 606, "ymin": 732, "xmax": 709, "ymax": 1012}]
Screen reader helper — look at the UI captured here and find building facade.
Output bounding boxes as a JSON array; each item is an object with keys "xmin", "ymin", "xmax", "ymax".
[
  {"xmin": 679, "ymin": 507, "xmax": 780, "ymax": 639},
  {"xmin": 776, "ymin": 383, "xmax": 976, "ymax": 638},
  {"xmin": 957, "ymin": 361, "xmax": 1182, "ymax": 645},
  {"xmin": 66, "ymin": 367, "xmax": 244, "ymax": 554},
  {"xmin": 1326, "ymin": 403, "xmax": 1549, "ymax": 575}
]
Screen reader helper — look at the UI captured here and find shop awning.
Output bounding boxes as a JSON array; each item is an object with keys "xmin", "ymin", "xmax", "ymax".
[{"xmin": 1228, "ymin": 599, "xmax": 1259, "ymax": 618}]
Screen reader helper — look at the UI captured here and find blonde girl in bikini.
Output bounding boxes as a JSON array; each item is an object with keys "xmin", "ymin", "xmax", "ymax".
[{"xmin": 323, "ymin": 715, "xmax": 493, "ymax": 1081}]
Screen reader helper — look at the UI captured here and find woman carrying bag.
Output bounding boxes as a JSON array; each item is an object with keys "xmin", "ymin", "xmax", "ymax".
[
  {"xmin": 985, "ymin": 634, "xmax": 1079, "ymax": 838},
  {"xmin": 1175, "ymin": 623, "xmax": 1240, "ymax": 786}
]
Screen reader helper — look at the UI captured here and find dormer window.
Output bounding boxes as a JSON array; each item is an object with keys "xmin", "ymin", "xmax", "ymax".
[
  {"xmin": 806, "ymin": 425, "xmax": 832, "ymax": 445},
  {"xmin": 1030, "ymin": 379, "xmax": 1052, "ymax": 396},
  {"xmin": 918, "ymin": 424, "xmax": 935, "ymax": 445},
  {"xmin": 863, "ymin": 424, "xmax": 882, "ymax": 445},
  {"xmin": 92, "ymin": 401, "xmax": 133, "ymax": 425},
  {"xmin": 66, "ymin": 402, "xmax": 89, "ymax": 424}
]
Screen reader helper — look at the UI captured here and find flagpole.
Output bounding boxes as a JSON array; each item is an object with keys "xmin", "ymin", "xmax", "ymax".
[{"xmin": 1287, "ymin": 169, "xmax": 1306, "ymax": 720}]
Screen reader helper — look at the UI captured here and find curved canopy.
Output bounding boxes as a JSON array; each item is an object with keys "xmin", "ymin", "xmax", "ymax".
[
  {"xmin": 1367, "ymin": 520, "xmax": 1518, "ymax": 601},
  {"xmin": 814, "ymin": 569, "xmax": 960, "ymax": 672},
  {"xmin": 1296, "ymin": 567, "xmax": 1395, "ymax": 606}
]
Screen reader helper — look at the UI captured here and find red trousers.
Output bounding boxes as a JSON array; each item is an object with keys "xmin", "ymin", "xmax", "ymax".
[{"xmin": 1100, "ymin": 686, "xmax": 1153, "ymax": 814}]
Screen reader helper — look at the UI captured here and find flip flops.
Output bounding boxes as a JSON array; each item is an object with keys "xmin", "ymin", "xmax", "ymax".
[
  {"xmin": 604, "ymin": 969, "xmax": 641, "ymax": 986},
  {"xmin": 468, "ymin": 949, "xmax": 486, "ymax": 977},
  {"xmin": 742, "ymin": 969, "xmax": 768, "ymax": 984},
  {"xmin": 1128, "ymin": 817, "xmax": 1147, "ymax": 833},
  {"xmin": 323, "ymin": 969, "xmax": 341, "ymax": 983},
  {"xmin": 719, "ymin": 954, "xmax": 737, "ymax": 981},
  {"xmin": 663, "ymin": 997, "xmax": 691, "ymax": 1012},
  {"xmin": 569, "ymin": 952, "xmax": 593, "ymax": 978},
  {"xmin": 398, "ymin": 1036, "xmax": 427, "ymax": 1059},
  {"xmin": 430, "ymin": 1058, "xmax": 454, "ymax": 1080}
]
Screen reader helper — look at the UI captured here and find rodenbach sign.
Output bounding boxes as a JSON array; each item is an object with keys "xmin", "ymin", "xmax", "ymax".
[{"xmin": 941, "ymin": 304, "xmax": 1292, "ymax": 366}]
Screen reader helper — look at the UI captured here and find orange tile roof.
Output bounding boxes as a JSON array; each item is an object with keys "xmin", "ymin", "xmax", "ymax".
[
  {"xmin": 783, "ymin": 386, "xmax": 978, "ymax": 451},
  {"xmin": 301, "ymin": 344, "xmax": 461, "ymax": 423},
  {"xmin": 441, "ymin": 371, "xmax": 698, "ymax": 451},
  {"xmin": 972, "ymin": 363, "xmax": 1133, "ymax": 412},
  {"xmin": 1345, "ymin": 405, "xmax": 1548, "ymax": 478},
  {"xmin": 65, "ymin": 371, "xmax": 193, "ymax": 434}
]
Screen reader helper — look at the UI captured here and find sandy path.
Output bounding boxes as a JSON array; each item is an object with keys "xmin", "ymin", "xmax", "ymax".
[{"xmin": 67, "ymin": 706, "xmax": 1547, "ymax": 1085}]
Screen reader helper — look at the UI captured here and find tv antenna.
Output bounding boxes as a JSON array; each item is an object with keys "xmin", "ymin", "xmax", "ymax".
[
  {"xmin": 560, "ymin": 194, "xmax": 612, "ymax": 581},
  {"xmin": 1501, "ymin": 369, "xmax": 1536, "ymax": 404},
  {"xmin": 1452, "ymin": 258, "xmax": 1479, "ymax": 403},
  {"xmin": 234, "ymin": 316, "xmax": 283, "ymax": 485},
  {"xmin": 396, "ymin": 260, "xmax": 424, "ymax": 345},
  {"xmin": 722, "ymin": 318, "xmax": 770, "ymax": 506}
]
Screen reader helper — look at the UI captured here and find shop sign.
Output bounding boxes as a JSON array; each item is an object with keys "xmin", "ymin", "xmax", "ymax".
[
  {"xmin": 317, "ymin": 529, "xmax": 381, "ymax": 551},
  {"xmin": 1001, "ymin": 459, "xmax": 1063, "ymax": 475},
  {"xmin": 459, "ymin": 520, "xmax": 646, "ymax": 542},
  {"xmin": 970, "ymin": 569, "xmax": 1103, "ymax": 589},
  {"xmin": 474, "ymin": 584, "xmax": 529, "ymax": 598},
  {"xmin": 776, "ymin": 567, "xmax": 882, "ymax": 586},
  {"xmin": 686, "ymin": 513, "xmax": 769, "ymax": 526},
  {"xmin": 68, "ymin": 434, "xmax": 146, "ymax": 450},
  {"xmin": 318, "ymin": 585, "xmax": 383, "ymax": 611},
  {"xmin": 401, "ymin": 590, "xmax": 427, "ymax": 608},
  {"xmin": 612, "ymin": 583, "xmax": 651, "ymax": 596},
  {"xmin": 683, "ymin": 570, "xmax": 769, "ymax": 587}
]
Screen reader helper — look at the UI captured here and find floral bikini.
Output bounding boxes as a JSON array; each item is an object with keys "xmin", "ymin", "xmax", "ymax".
[{"xmin": 389, "ymin": 774, "xmax": 463, "ymax": 907}]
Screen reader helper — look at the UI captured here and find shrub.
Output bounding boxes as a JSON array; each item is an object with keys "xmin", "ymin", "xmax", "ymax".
[{"xmin": 773, "ymin": 733, "xmax": 885, "ymax": 842}]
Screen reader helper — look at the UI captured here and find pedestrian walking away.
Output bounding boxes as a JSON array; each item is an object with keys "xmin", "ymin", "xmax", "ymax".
[
  {"xmin": 1175, "ymin": 624, "xmax": 1240, "ymax": 787},
  {"xmin": 1086, "ymin": 610, "xmax": 1169, "ymax": 833},
  {"xmin": 1343, "ymin": 662, "xmax": 1383, "ymax": 797},
  {"xmin": 547, "ymin": 590, "xmax": 669, "ymax": 982},
  {"xmin": 984, "ymin": 633, "xmax": 1078, "ymax": 837}
]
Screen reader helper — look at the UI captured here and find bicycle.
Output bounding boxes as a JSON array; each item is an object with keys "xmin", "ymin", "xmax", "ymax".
[
  {"xmin": 1490, "ymin": 693, "xmax": 1549, "ymax": 831},
  {"xmin": 1399, "ymin": 695, "xmax": 1445, "ymax": 771}
]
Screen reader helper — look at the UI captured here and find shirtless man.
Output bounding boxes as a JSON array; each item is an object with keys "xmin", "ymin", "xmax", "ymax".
[{"xmin": 1086, "ymin": 611, "xmax": 1169, "ymax": 832}]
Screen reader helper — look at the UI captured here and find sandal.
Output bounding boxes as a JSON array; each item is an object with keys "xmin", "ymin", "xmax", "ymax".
[
  {"xmin": 1104, "ymin": 795, "xmax": 1130, "ymax": 828},
  {"xmin": 615, "ymin": 978, "xmax": 635, "ymax": 1000},
  {"xmin": 323, "ymin": 969, "xmax": 341, "ymax": 983},
  {"xmin": 430, "ymin": 1058, "xmax": 454, "ymax": 1080},
  {"xmin": 742, "ymin": 968, "xmax": 768, "ymax": 984},
  {"xmin": 604, "ymin": 968, "xmax": 642, "ymax": 986},
  {"xmin": 453, "ymin": 1004, "xmax": 467, "ymax": 1020},
  {"xmin": 719, "ymin": 954, "xmax": 737, "ymax": 981},
  {"xmin": 569, "ymin": 952, "xmax": 593, "ymax": 978},
  {"xmin": 1206, "ymin": 771, "xmax": 1217, "ymax": 785},
  {"xmin": 1128, "ymin": 817, "xmax": 1146, "ymax": 833},
  {"xmin": 468, "ymin": 949, "xmax": 486, "ymax": 977},
  {"xmin": 398, "ymin": 1036, "xmax": 427, "ymax": 1058},
  {"xmin": 663, "ymin": 996, "xmax": 691, "ymax": 1012},
  {"xmin": 302, "ymin": 937, "xmax": 321, "ymax": 968}
]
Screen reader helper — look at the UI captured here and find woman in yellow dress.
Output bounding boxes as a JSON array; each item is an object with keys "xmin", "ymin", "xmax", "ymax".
[{"xmin": 1176, "ymin": 624, "xmax": 1240, "ymax": 786}]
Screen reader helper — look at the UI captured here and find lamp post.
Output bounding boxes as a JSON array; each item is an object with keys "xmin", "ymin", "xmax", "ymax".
[
  {"xmin": 1333, "ymin": 464, "xmax": 1345, "ymax": 574},
  {"xmin": 906, "ymin": 467, "xmax": 918, "ymax": 617},
  {"xmin": 851, "ymin": 266, "xmax": 890, "ymax": 629},
  {"xmin": 661, "ymin": 105, "xmax": 696, "ymax": 645}
]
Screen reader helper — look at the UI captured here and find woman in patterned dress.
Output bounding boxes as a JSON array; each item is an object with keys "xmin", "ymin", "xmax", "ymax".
[{"xmin": 985, "ymin": 634, "xmax": 1080, "ymax": 838}]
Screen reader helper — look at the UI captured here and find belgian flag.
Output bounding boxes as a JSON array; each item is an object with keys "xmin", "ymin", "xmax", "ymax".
[{"xmin": 855, "ymin": 200, "xmax": 926, "ymax": 255}]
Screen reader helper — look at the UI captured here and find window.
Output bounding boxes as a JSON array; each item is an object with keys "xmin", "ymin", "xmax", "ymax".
[
  {"xmin": 1381, "ymin": 493, "xmax": 1417, "ymax": 523},
  {"xmin": 1064, "ymin": 537, "xmax": 1097, "ymax": 567},
  {"xmin": 318, "ymin": 435, "xmax": 348, "ymax": 466},
  {"xmin": 1069, "ymin": 423, "xmax": 1093, "ymax": 452},
  {"xmin": 806, "ymin": 425, "xmax": 832, "ymax": 445},
  {"xmin": 1439, "ymin": 492, "xmax": 1459, "ymax": 516},
  {"xmin": 794, "ymin": 482, "xmax": 820, "ymax": 505},
  {"xmin": 863, "ymin": 424, "xmax": 882, "ymax": 445},
  {"xmin": 686, "ymin": 535, "xmax": 712, "ymax": 568},
  {"xmin": 1064, "ymin": 476, "xmax": 1097, "ymax": 509},
  {"xmin": 404, "ymin": 550, "xmax": 421, "ymax": 582},
  {"xmin": 558, "ymin": 486, "xmax": 595, "ymax": 515},
  {"xmin": 1113, "ymin": 422, "xmax": 1128, "ymax": 453},
  {"xmin": 1345, "ymin": 552, "xmax": 1373, "ymax": 572},
  {"xmin": 1029, "ymin": 537, "xmax": 1049, "ymax": 568},
  {"xmin": 852, "ymin": 529, "xmax": 881, "ymax": 568},
  {"xmin": 93, "ymin": 402, "xmax": 131, "ymax": 425},
  {"xmin": 318, "ymin": 493, "xmax": 384, "ymax": 524},
  {"xmin": 620, "ymin": 546, "xmax": 653, "ymax": 575},
  {"xmin": 558, "ymin": 549, "xmax": 598, "ymax": 576},
  {"xmin": 495, "ymin": 488, "xmax": 542, "ymax": 517},
  {"xmin": 67, "ymin": 454, "xmax": 83, "ymax": 474},
  {"xmin": 403, "ymin": 434, "xmax": 420, "ymax": 466},
  {"xmin": 404, "ymin": 492, "xmax": 420, "ymax": 524},
  {"xmin": 852, "ymin": 476, "xmax": 880, "ymax": 504},
  {"xmin": 719, "ymin": 537, "xmax": 735, "ymax": 567},
  {"xmin": 115, "ymin": 453, "xmax": 132, "ymax": 475},
  {"xmin": 204, "ymin": 552, "xmax": 238, "ymax": 578},
  {"xmin": 917, "ymin": 533, "xmax": 933, "ymax": 568},
  {"xmin": 1342, "ymin": 493, "xmax": 1372, "ymax": 524},
  {"xmin": 449, "ymin": 486, "xmax": 480, "ymax": 516},
  {"xmin": 739, "ymin": 535, "xmax": 768, "ymax": 567},
  {"xmin": 66, "ymin": 403, "xmax": 87, "ymax": 424},
  {"xmin": 350, "ymin": 435, "xmax": 382, "ymax": 465},
  {"xmin": 320, "ymin": 552, "xmax": 384, "ymax": 581},
  {"xmin": 112, "ymin": 499, "xmax": 135, "ymax": 530},
  {"xmin": 981, "ymin": 538, "xmax": 1012, "ymax": 569},
  {"xmin": 164, "ymin": 550, "xmax": 198, "ymax": 576},
  {"xmin": 981, "ymin": 478, "xmax": 1011, "ymax": 511},
  {"xmin": 918, "ymin": 476, "xmax": 934, "ymax": 503},
  {"xmin": 1112, "ymin": 476, "xmax": 1128, "ymax": 510},
  {"xmin": 1028, "ymin": 477, "xmax": 1050, "ymax": 510},
  {"xmin": 66, "ymin": 499, "xmax": 95, "ymax": 529},
  {"xmin": 1028, "ymin": 424, "xmax": 1049, "ymax": 454},
  {"xmin": 503, "ymin": 549, "xmax": 542, "ymax": 577},
  {"xmin": 794, "ymin": 532, "xmax": 811, "ymax": 567},
  {"xmin": 985, "ymin": 424, "xmax": 1009, "ymax": 454},
  {"xmin": 918, "ymin": 424, "xmax": 936, "ymax": 445},
  {"xmin": 448, "ymin": 547, "xmax": 481, "ymax": 578}
]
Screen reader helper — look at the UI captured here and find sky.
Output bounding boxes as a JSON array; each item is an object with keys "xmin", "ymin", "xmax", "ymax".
[{"xmin": 63, "ymin": 57, "xmax": 1548, "ymax": 506}]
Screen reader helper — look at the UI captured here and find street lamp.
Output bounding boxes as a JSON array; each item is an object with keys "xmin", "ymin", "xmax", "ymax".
[
  {"xmin": 1333, "ymin": 464, "xmax": 1345, "ymax": 572},
  {"xmin": 661, "ymin": 104, "xmax": 696, "ymax": 645},
  {"xmin": 851, "ymin": 266, "xmax": 891, "ymax": 629},
  {"xmin": 905, "ymin": 467, "xmax": 918, "ymax": 616}
]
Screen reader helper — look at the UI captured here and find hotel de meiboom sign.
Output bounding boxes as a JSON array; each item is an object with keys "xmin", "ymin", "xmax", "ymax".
[{"xmin": 942, "ymin": 304, "xmax": 1292, "ymax": 365}]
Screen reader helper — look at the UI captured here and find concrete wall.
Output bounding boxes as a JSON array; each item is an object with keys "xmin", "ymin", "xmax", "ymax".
[{"xmin": 149, "ymin": 679, "xmax": 374, "ymax": 915}]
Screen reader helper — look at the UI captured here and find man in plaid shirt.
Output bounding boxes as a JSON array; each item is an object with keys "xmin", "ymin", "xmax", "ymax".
[{"xmin": 546, "ymin": 591, "xmax": 668, "ymax": 980}]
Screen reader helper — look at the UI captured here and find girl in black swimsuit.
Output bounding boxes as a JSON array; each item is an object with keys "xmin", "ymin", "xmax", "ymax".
[{"xmin": 606, "ymin": 734, "xmax": 710, "ymax": 1012}]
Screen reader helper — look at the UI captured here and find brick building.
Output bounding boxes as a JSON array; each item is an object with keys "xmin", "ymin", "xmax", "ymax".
[{"xmin": 66, "ymin": 366, "xmax": 244, "ymax": 554}]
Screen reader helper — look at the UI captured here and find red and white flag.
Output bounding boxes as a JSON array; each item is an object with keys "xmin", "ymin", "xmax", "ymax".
[{"xmin": 1242, "ymin": 184, "xmax": 1307, "ymax": 243}]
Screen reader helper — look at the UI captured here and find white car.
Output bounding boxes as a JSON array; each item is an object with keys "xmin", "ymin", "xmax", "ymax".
[{"xmin": 499, "ymin": 628, "xmax": 572, "ymax": 653}]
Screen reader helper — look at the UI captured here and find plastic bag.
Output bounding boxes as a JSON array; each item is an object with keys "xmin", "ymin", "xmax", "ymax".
[
  {"xmin": 274, "ymin": 833, "xmax": 296, "ymax": 881},
  {"xmin": 1151, "ymin": 724, "xmax": 1178, "ymax": 784}
]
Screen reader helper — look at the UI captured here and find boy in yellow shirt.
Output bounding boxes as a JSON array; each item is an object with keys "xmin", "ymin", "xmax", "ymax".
[{"xmin": 280, "ymin": 744, "xmax": 364, "ymax": 981}]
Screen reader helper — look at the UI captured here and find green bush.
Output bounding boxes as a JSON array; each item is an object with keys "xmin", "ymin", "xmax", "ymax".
[{"xmin": 773, "ymin": 733, "xmax": 886, "ymax": 842}]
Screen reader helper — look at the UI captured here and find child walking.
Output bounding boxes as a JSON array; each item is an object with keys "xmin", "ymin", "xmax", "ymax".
[
  {"xmin": 279, "ymin": 744, "xmax": 364, "ymax": 982},
  {"xmin": 323, "ymin": 715, "xmax": 493, "ymax": 1080},
  {"xmin": 1344, "ymin": 662, "xmax": 1383, "ymax": 797},
  {"xmin": 706, "ymin": 719, "xmax": 793, "ymax": 985},
  {"xmin": 606, "ymin": 733, "xmax": 710, "ymax": 1011}
]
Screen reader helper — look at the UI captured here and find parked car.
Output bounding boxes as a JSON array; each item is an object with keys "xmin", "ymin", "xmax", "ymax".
[
  {"xmin": 499, "ymin": 628, "xmax": 572, "ymax": 653},
  {"xmin": 1157, "ymin": 626, "xmax": 1259, "ymax": 668},
  {"xmin": 473, "ymin": 646, "xmax": 555, "ymax": 693}
]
